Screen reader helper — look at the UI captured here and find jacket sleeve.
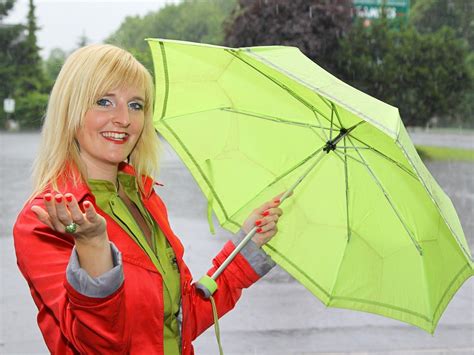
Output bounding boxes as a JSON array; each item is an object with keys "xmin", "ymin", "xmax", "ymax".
[
  {"xmin": 148, "ymin": 192, "xmax": 270, "ymax": 344},
  {"xmin": 13, "ymin": 200, "xmax": 130, "ymax": 354},
  {"xmin": 181, "ymin": 240, "xmax": 263, "ymax": 342}
]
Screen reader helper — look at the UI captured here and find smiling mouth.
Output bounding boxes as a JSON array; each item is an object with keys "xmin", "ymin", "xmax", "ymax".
[{"xmin": 101, "ymin": 132, "xmax": 129, "ymax": 143}]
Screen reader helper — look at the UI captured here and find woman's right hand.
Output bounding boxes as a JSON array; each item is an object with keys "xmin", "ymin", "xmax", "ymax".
[
  {"xmin": 31, "ymin": 193, "xmax": 107, "ymax": 243},
  {"xmin": 31, "ymin": 193, "xmax": 113, "ymax": 277}
]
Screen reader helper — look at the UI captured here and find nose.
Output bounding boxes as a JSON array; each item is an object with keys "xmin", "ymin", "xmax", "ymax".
[{"xmin": 112, "ymin": 102, "xmax": 131, "ymax": 128}]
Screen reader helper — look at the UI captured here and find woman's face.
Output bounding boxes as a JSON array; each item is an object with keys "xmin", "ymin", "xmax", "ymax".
[{"xmin": 76, "ymin": 86, "xmax": 146, "ymax": 175}]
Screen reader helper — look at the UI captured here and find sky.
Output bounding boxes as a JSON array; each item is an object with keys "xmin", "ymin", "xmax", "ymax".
[{"xmin": 4, "ymin": 0, "xmax": 181, "ymax": 58}]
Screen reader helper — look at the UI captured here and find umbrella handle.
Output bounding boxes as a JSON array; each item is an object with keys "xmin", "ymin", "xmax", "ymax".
[
  {"xmin": 197, "ymin": 226, "xmax": 259, "ymax": 298},
  {"xmin": 196, "ymin": 190, "xmax": 295, "ymax": 298}
]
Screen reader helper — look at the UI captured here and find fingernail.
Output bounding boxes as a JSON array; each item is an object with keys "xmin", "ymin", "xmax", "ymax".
[
  {"xmin": 256, "ymin": 227, "xmax": 263, "ymax": 233},
  {"xmin": 274, "ymin": 199, "xmax": 280, "ymax": 204},
  {"xmin": 83, "ymin": 201, "xmax": 90, "ymax": 208},
  {"xmin": 255, "ymin": 220, "xmax": 262, "ymax": 226},
  {"xmin": 55, "ymin": 196, "xmax": 63, "ymax": 203},
  {"xmin": 66, "ymin": 195, "xmax": 73, "ymax": 203},
  {"xmin": 45, "ymin": 195, "xmax": 52, "ymax": 202},
  {"xmin": 262, "ymin": 211, "xmax": 270, "ymax": 216}
]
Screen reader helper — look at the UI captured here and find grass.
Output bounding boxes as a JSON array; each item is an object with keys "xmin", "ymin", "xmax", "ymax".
[{"xmin": 415, "ymin": 145, "xmax": 474, "ymax": 162}]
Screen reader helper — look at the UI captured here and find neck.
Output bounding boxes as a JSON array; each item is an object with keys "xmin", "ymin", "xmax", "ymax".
[{"xmin": 82, "ymin": 159, "xmax": 119, "ymax": 186}]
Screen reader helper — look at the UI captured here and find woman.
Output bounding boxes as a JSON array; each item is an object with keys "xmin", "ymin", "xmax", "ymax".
[{"xmin": 13, "ymin": 44, "xmax": 283, "ymax": 354}]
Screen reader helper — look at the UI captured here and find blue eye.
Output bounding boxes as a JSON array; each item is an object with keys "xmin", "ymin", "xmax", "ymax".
[
  {"xmin": 129, "ymin": 102, "xmax": 144, "ymax": 111},
  {"xmin": 96, "ymin": 98, "xmax": 112, "ymax": 107}
]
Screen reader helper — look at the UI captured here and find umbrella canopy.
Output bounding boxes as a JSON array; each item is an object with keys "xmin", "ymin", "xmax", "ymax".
[{"xmin": 147, "ymin": 38, "xmax": 473, "ymax": 333}]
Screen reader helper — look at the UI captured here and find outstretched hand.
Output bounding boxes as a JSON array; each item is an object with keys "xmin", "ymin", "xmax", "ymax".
[
  {"xmin": 31, "ymin": 193, "xmax": 107, "ymax": 245},
  {"xmin": 242, "ymin": 191, "xmax": 290, "ymax": 248}
]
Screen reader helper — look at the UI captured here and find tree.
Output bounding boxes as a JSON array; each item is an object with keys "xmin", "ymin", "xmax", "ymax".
[
  {"xmin": 0, "ymin": 0, "xmax": 15, "ymax": 18},
  {"xmin": 77, "ymin": 30, "xmax": 89, "ymax": 48},
  {"xmin": 410, "ymin": 0, "xmax": 474, "ymax": 127},
  {"xmin": 14, "ymin": 0, "xmax": 44, "ymax": 92},
  {"xmin": 0, "ymin": 0, "xmax": 48, "ymax": 128},
  {"xmin": 106, "ymin": 0, "xmax": 236, "ymax": 71},
  {"xmin": 0, "ymin": 0, "xmax": 24, "ymax": 126},
  {"xmin": 224, "ymin": 0, "xmax": 353, "ymax": 73},
  {"xmin": 410, "ymin": 0, "xmax": 473, "ymax": 50},
  {"xmin": 335, "ymin": 19, "xmax": 472, "ymax": 126},
  {"xmin": 44, "ymin": 47, "xmax": 66, "ymax": 85}
]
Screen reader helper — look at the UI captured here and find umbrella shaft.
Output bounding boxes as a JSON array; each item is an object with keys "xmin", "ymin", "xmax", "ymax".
[
  {"xmin": 211, "ymin": 149, "xmax": 327, "ymax": 281},
  {"xmin": 211, "ymin": 227, "xmax": 258, "ymax": 280}
]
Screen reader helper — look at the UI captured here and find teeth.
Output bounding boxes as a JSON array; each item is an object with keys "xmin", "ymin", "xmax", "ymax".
[{"xmin": 101, "ymin": 132, "xmax": 127, "ymax": 140}]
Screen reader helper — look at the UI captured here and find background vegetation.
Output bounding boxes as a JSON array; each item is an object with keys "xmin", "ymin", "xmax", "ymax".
[{"xmin": 1, "ymin": 0, "xmax": 472, "ymax": 130}]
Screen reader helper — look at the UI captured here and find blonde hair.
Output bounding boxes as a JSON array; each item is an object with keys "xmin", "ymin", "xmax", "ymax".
[{"xmin": 31, "ymin": 44, "xmax": 160, "ymax": 198}]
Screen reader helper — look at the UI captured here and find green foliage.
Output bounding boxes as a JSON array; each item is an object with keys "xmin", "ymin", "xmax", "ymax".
[
  {"xmin": 335, "ymin": 20, "xmax": 471, "ymax": 126},
  {"xmin": 0, "ymin": 0, "xmax": 46, "ymax": 129},
  {"xmin": 410, "ymin": 0, "xmax": 473, "ymax": 50},
  {"xmin": 0, "ymin": 23, "xmax": 24, "ymax": 96},
  {"xmin": 416, "ymin": 145, "xmax": 474, "ymax": 161},
  {"xmin": 106, "ymin": 0, "xmax": 236, "ymax": 71},
  {"xmin": 76, "ymin": 31, "xmax": 89, "ymax": 48},
  {"xmin": 224, "ymin": 0, "xmax": 353, "ymax": 73},
  {"xmin": 0, "ymin": 0, "xmax": 15, "ymax": 19},
  {"xmin": 43, "ymin": 47, "xmax": 66, "ymax": 86},
  {"xmin": 14, "ymin": 91, "xmax": 48, "ymax": 129},
  {"xmin": 19, "ymin": 0, "xmax": 44, "ymax": 92},
  {"xmin": 409, "ymin": 0, "xmax": 473, "ymax": 126}
]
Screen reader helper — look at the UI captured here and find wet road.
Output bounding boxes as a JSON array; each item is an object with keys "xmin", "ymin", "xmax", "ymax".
[{"xmin": 0, "ymin": 131, "xmax": 472, "ymax": 354}]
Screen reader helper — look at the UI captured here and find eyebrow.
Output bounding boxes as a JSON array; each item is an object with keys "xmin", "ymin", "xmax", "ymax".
[{"xmin": 103, "ymin": 93, "xmax": 145, "ymax": 102}]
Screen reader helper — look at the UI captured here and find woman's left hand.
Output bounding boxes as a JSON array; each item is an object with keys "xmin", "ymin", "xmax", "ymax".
[{"xmin": 242, "ymin": 192, "xmax": 287, "ymax": 248}]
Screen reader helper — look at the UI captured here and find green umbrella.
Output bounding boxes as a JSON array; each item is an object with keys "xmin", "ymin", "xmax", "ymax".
[{"xmin": 147, "ymin": 38, "xmax": 473, "ymax": 334}]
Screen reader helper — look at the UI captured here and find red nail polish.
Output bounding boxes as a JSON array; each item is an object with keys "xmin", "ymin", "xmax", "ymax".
[
  {"xmin": 45, "ymin": 195, "xmax": 52, "ymax": 202},
  {"xmin": 83, "ymin": 201, "xmax": 91, "ymax": 208},
  {"xmin": 256, "ymin": 228, "xmax": 263, "ymax": 233},
  {"xmin": 66, "ymin": 195, "xmax": 73, "ymax": 203},
  {"xmin": 255, "ymin": 220, "xmax": 262, "ymax": 226},
  {"xmin": 262, "ymin": 211, "xmax": 270, "ymax": 216},
  {"xmin": 55, "ymin": 196, "xmax": 63, "ymax": 203},
  {"xmin": 274, "ymin": 199, "xmax": 280, "ymax": 204}
]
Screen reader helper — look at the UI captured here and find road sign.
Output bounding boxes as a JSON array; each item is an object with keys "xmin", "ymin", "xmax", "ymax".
[
  {"xmin": 353, "ymin": 0, "xmax": 410, "ymax": 19},
  {"xmin": 3, "ymin": 98, "xmax": 15, "ymax": 113}
]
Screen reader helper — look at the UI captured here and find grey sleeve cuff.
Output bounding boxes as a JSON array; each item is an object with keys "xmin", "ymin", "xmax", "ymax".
[
  {"xmin": 232, "ymin": 229, "xmax": 276, "ymax": 277},
  {"xmin": 66, "ymin": 242, "xmax": 124, "ymax": 298}
]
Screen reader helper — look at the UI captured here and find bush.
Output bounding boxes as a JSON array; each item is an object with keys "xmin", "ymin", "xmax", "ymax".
[
  {"xmin": 335, "ymin": 20, "xmax": 472, "ymax": 127},
  {"xmin": 14, "ymin": 91, "xmax": 49, "ymax": 129}
]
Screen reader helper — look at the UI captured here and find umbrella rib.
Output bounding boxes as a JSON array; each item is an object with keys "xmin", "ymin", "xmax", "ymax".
[
  {"xmin": 158, "ymin": 41, "xmax": 170, "ymax": 120},
  {"xmin": 348, "ymin": 135, "xmax": 419, "ymax": 180},
  {"xmin": 343, "ymin": 138, "xmax": 351, "ymax": 242},
  {"xmin": 312, "ymin": 111, "xmax": 329, "ymax": 141},
  {"xmin": 225, "ymin": 49, "xmax": 339, "ymax": 140},
  {"xmin": 395, "ymin": 139, "xmax": 473, "ymax": 262},
  {"xmin": 346, "ymin": 136, "xmax": 424, "ymax": 256},
  {"xmin": 317, "ymin": 93, "xmax": 334, "ymax": 111},
  {"xmin": 329, "ymin": 107, "xmax": 334, "ymax": 141},
  {"xmin": 332, "ymin": 102, "xmax": 344, "ymax": 128},
  {"xmin": 245, "ymin": 49, "xmax": 397, "ymax": 138},
  {"xmin": 267, "ymin": 146, "xmax": 326, "ymax": 189},
  {"xmin": 230, "ymin": 146, "xmax": 327, "ymax": 221},
  {"xmin": 220, "ymin": 108, "xmax": 331, "ymax": 131},
  {"xmin": 160, "ymin": 107, "xmax": 230, "ymax": 121},
  {"xmin": 310, "ymin": 126, "xmax": 328, "ymax": 144},
  {"xmin": 160, "ymin": 120, "xmax": 241, "ymax": 229},
  {"xmin": 335, "ymin": 149, "xmax": 370, "ymax": 169}
]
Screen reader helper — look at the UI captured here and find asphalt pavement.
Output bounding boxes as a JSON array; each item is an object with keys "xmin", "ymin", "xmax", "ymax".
[{"xmin": 0, "ymin": 130, "xmax": 472, "ymax": 354}]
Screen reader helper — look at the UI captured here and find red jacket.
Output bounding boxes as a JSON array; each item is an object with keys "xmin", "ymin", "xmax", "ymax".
[{"xmin": 13, "ymin": 164, "xmax": 261, "ymax": 354}]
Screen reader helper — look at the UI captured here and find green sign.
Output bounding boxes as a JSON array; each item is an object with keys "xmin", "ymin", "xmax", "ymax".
[{"xmin": 353, "ymin": 0, "xmax": 410, "ymax": 19}]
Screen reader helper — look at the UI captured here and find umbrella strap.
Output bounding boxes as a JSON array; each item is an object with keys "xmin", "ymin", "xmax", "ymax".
[{"xmin": 210, "ymin": 295, "xmax": 224, "ymax": 355}]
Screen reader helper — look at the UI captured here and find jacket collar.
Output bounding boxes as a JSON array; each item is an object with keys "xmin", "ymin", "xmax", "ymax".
[{"xmin": 39, "ymin": 162, "xmax": 157, "ymax": 202}]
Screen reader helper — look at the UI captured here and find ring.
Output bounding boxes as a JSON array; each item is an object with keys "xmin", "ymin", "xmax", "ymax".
[{"xmin": 65, "ymin": 222, "xmax": 78, "ymax": 233}]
